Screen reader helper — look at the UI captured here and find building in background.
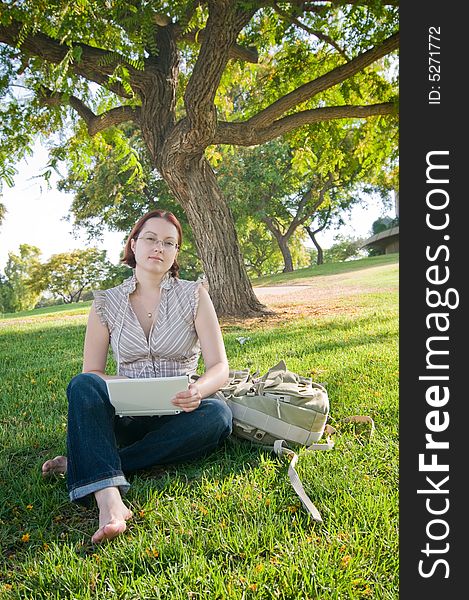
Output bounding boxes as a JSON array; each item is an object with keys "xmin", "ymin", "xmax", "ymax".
[{"xmin": 360, "ymin": 191, "xmax": 399, "ymax": 255}]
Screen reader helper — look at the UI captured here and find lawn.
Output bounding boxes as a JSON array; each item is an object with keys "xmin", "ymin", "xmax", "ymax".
[{"xmin": 0, "ymin": 255, "xmax": 399, "ymax": 599}]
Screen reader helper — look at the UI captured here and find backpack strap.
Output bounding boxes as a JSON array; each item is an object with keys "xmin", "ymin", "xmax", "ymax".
[
  {"xmin": 270, "ymin": 428, "xmax": 337, "ymax": 523},
  {"xmin": 269, "ymin": 418, "xmax": 373, "ymax": 523},
  {"xmin": 343, "ymin": 415, "xmax": 375, "ymax": 438},
  {"xmin": 273, "ymin": 440, "xmax": 324, "ymax": 522},
  {"xmin": 304, "ymin": 424, "xmax": 336, "ymax": 450}
]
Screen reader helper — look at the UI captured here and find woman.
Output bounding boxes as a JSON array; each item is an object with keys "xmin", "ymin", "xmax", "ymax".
[{"xmin": 42, "ymin": 209, "xmax": 232, "ymax": 544}]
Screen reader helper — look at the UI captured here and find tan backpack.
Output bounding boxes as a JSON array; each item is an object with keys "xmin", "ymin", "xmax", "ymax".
[{"xmin": 217, "ymin": 360, "xmax": 374, "ymax": 523}]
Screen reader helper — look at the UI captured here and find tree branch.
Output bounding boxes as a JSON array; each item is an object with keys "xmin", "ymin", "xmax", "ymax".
[
  {"xmin": 262, "ymin": 214, "xmax": 283, "ymax": 238},
  {"xmin": 271, "ymin": 2, "xmax": 349, "ymax": 60},
  {"xmin": 214, "ymin": 101, "xmax": 397, "ymax": 146},
  {"xmin": 248, "ymin": 32, "xmax": 398, "ymax": 129},
  {"xmin": 285, "ymin": 190, "xmax": 311, "ymax": 237},
  {"xmin": 306, "ymin": 204, "xmax": 332, "ymax": 237},
  {"xmin": 184, "ymin": 1, "xmax": 258, "ymax": 133},
  {"xmin": 0, "ymin": 19, "xmax": 138, "ymax": 98},
  {"xmin": 294, "ymin": 1, "xmax": 399, "ymax": 11},
  {"xmin": 39, "ymin": 88, "xmax": 140, "ymax": 135},
  {"xmin": 285, "ymin": 178, "xmax": 333, "ymax": 237},
  {"xmin": 75, "ymin": 104, "xmax": 142, "ymax": 136},
  {"xmin": 179, "ymin": 29, "xmax": 258, "ymax": 63},
  {"xmin": 171, "ymin": 0, "xmax": 200, "ymax": 32}
]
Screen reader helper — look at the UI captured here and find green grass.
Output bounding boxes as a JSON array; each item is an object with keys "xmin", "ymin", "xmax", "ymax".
[
  {"xmin": 0, "ymin": 256, "xmax": 399, "ymax": 599},
  {"xmin": 252, "ymin": 254, "xmax": 398, "ymax": 286},
  {"xmin": 0, "ymin": 301, "xmax": 93, "ymax": 320}
]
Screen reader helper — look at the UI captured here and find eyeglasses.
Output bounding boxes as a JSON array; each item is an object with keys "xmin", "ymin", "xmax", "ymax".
[{"xmin": 137, "ymin": 235, "xmax": 179, "ymax": 250}]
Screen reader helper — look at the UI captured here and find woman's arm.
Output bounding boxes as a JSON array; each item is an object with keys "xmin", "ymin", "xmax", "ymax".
[
  {"xmin": 172, "ymin": 285, "xmax": 229, "ymax": 412},
  {"xmin": 82, "ymin": 302, "xmax": 128, "ymax": 380}
]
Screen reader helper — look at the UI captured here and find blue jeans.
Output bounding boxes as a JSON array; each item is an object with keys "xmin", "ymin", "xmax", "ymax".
[{"xmin": 66, "ymin": 373, "xmax": 232, "ymax": 504}]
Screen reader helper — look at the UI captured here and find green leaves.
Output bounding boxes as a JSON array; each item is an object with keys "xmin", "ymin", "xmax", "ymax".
[
  {"xmin": 31, "ymin": 247, "xmax": 112, "ymax": 303},
  {"xmin": 3, "ymin": 244, "xmax": 43, "ymax": 312},
  {"xmin": 0, "ymin": 162, "xmax": 17, "ymax": 189},
  {"xmin": 0, "ymin": 1, "xmax": 398, "ymax": 298}
]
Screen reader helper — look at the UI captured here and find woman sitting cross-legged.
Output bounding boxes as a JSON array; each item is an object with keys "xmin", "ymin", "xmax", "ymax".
[{"xmin": 42, "ymin": 208, "xmax": 232, "ymax": 544}]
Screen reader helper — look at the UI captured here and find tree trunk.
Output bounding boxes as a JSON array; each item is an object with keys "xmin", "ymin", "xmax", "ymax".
[
  {"xmin": 161, "ymin": 154, "xmax": 268, "ymax": 317},
  {"xmin": 305, "ymin": 226, "xmax": 324, "ymax": 265},
  {"xmin": 261, "ymin": 217, "xmax": 295, "ymax": 273},
  {"xmin": 136, "ymin": 25, "xmax": 268, "ymax": 319},
  {"xmin": 265, "ymin": 225, "xmax": 294, "ymax": 272},
  {"xmin": 278, "ymin": 237, "xmax": 294, "ymax": 272}
]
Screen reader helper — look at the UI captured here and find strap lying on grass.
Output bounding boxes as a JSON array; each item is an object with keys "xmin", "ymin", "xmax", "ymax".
[{"xmin": 269, "ymin": 417, "xmax": 374, "ymax": 522}]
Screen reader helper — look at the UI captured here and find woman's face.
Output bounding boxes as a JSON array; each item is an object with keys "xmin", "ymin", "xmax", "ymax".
[{"xmin": 130, "ymin": 217, "xmax": 179, "ymax": 274}]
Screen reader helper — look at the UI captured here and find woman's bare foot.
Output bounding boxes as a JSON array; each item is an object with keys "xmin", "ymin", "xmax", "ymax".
[
  {"xmin": 91, "ymin": 487, "xmax": 133, "ymax": 544},
  {"xmin": 42, "ymin": 456, "xmax": 68, "ymax": 477}
]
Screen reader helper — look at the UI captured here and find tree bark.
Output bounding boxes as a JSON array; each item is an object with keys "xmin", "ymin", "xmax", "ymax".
[
  {"xmin": 262, "ymin": 216, "xmax": 296, "ymax": 273},
  {"xmin": 306, "ymin": 227, "xmax": 324, "ymax": 265},
  {"xmin": 160, "ymin": 154, "xmax": 268, "ymax": 317},
  {"xmin": 277, "ymin": 237, "xmax": 294, "ymax": 272}
]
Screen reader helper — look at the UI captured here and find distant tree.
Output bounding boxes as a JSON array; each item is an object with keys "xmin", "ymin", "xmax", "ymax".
[
  {"xmin": 0, "ymin": 200, "xmax": 6, "ymax": 226},
  {"xmin": 30, "ymin": 248, "xmax": 111, "ymax": 303},
  {"xmin": 218, "ymin": 116, "xmax": 397, "ymax": 272},
  {"xmin": 59, "ymin": 132, "xmax": 306, "ymax": 279},
  {"xmin": 56, "ymin": 132, "xmax": 206, "ymax": 281},
  {"xmin": 371, "ymin": 216, "xmax": 399, "ymax": 235},
  {"xmin": 304, "ymin": 205, "xmax": 332, "ymax": 266},
  {"xmin": 236, "ymin": 217, "xmax": 309, "ymax": 277},
  {"xmin": 324, "ymin": 235, "xmax": 366, "ymax": 262},
  {"xmin": 3, "ymin": 244, "xmax": 43, "ymax": 311},
  {"xmin": 372, "ymin": 216, "xmax": 395, "ymax": 235},
  {"xmin": 364, "ymin": 214, "xmax": 399, "ymax": 256},
  {"xmin": 34, "ymin": 294, "xmax": 65, "ymax": 309},
  {"xmin": 0, "ymin": 272, "xmax": 14, "ymax": 313},
  {"xmin": 100, "ymin": 262, "xmax": 133, "ymax": 290},
  {"xmin": 55, "ymin": 124, "xmax": 174, "ymax": 236}
]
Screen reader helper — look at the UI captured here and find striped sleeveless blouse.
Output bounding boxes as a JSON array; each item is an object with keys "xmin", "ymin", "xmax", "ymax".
[{"xmin": 93, "ymin": 271, "xmax": 207, "ymax": 378}]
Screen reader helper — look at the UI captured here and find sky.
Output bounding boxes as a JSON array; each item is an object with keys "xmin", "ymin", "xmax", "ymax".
[
  {"xmin": 0, "ymin": 142, "xmax": 130, "ymax": 271},
  {"xmin": 0, "ymin": 141, "xmax": 391, "ymax": 273}
]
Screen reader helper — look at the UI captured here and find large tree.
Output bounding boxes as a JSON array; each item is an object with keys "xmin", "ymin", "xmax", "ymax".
[{"xmin": 0, "ymin": 0, "xmax": 398, "ymax": 316}]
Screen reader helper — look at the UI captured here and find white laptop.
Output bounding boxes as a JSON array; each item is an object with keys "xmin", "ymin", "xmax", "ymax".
[{"xmin": 106, "ymin": 375, "xmax": 189, "ymax": 416}]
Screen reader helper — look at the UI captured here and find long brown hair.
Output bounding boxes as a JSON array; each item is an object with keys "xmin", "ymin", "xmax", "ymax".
[{"xmin": 121, "ymin": 209, "xmax": 182, "ymax": 277}]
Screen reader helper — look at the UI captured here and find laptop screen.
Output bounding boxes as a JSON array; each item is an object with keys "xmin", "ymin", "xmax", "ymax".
[{"xmin": 106, "ymin": 375, "xmax": 189, "ymax": 416}]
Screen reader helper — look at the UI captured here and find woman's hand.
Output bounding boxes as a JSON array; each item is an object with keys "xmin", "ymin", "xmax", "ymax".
[{"xmin": 172, "ymin": 382, "xmax": 202, "ymax": 413}]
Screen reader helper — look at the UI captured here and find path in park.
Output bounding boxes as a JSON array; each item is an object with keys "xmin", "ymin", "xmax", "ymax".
[
  {"xmin": 250, "ymin": 278, "xmax": 362, "ymax": 321},
  {"xmin": 252, "ymin": 273, "xmax": 370, "ymax": 308},
  {"xmin": 242, "ymin": 263, "xmax": 398, "ymax": 324}
]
